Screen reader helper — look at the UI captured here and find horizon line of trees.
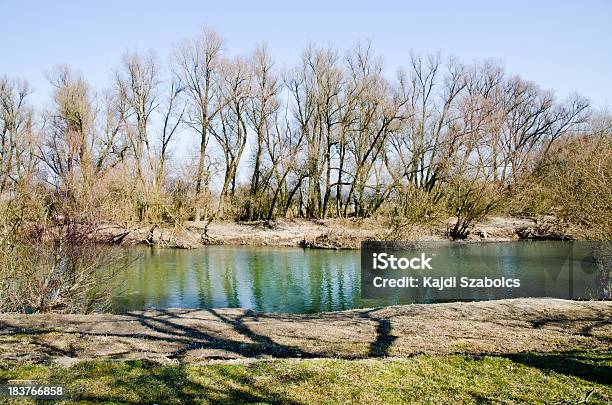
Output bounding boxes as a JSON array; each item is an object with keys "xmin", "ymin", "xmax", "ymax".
[{"xmin": 2, "ymin": 27, "xmax": 609, "ymax": 239}]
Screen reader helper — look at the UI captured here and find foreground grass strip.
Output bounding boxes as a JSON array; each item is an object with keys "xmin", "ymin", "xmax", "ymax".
[{"xmin": 0, "ymin": 350, "xmax": 610, "ymax": 404}]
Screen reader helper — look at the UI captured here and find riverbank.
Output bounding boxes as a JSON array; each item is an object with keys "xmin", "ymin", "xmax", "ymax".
[
  {"xmin": 1, "ymin": 298, "xmax": 609, "ymax": 365},
  {"xmin": 93, "ymin": 215, "xmax": 572, "ymax": 249},
  {"xmin": 1, "ymin": 298, "xmax": 610, "ymax": 403}
]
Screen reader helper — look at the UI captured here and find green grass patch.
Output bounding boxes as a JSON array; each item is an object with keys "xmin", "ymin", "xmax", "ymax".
[{"xmin": 0, "ymin": 350, "xmax": 610, "ymax": 404}]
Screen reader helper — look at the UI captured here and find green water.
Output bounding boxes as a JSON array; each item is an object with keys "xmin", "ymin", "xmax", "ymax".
[{"xmin": 112, "ymin": 241, "xmax": 608, "ymax": 313}]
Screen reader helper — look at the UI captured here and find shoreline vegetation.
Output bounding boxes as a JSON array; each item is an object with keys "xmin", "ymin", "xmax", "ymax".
[
  {"xmin": 93, "ymin": 215, "xmax": 577, "ymax": 249},
  {"xmin": 0, "ymin": 27, "xmax": 610, "ymax": 246}
]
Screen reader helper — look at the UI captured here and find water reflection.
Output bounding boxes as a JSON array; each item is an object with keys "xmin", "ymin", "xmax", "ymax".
[{"xmin": 112, "ymin": 241, "xmax": 608, "ymax": 313}]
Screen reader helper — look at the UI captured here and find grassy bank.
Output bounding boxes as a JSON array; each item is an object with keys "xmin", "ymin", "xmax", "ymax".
[
  {"xmin": 1, "ymin": 350, "xmax": 610, "ymax": 404},
  {"xmin": 1, "ymin": 299, "xmax": 610, "ymax": 403}
]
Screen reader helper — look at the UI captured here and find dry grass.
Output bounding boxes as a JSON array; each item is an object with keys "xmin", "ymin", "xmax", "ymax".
[{"xmin": 0, "ymin": 298, "xmax": 610, "ymax": 365}]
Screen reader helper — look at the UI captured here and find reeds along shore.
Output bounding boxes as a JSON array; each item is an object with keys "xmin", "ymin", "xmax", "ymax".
[{"xmin": 1, "ymin": 28, "xmax": 611, "ymax": 244}]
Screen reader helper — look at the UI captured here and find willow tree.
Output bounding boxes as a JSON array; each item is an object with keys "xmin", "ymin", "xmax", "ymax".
[
  {"xmin": 115, "ymin": 51, "xmax": 159, "ymax": 187},
  {"xmin": 39, "ymin": 66, "xmax": 102, "ymax": 225},
  {"xmin": 244, "ymin": 43, "xmax": 281, "ymax": 220},
  {"xmin": 496, "ymin": 78, "xmax": 589, "ymax": 184},
  {"xmin": 210, "ymin": 57, "xmax": 251, "ymax": 215},
  {"xmin": 173, "ymin": 28, "xmax": 223, "ymax": 221},
  {"xmin": 342, "ymin": 42, "xmax": 407, "ymax": 218},
  {"xmin": 0, "ymin": 77, "xmax": 35, "ymax": 192},
  {"xmin": 286, "ymin": 46, "xmax": 320, "ymax": 217},
  {"xmin": 156, "ymin": 78, "xmax": 185, "ymax": 186}
]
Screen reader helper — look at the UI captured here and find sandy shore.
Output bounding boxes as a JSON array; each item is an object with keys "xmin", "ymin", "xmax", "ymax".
[
  {"xmin": 0, "ymin": 298, "xmax": 610, "ymax": 365},
  {"xmin": 93, "ymin": 216, "xmax": 564, "ymax": 249}
]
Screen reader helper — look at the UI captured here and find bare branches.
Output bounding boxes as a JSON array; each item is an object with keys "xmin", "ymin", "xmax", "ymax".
[
  {"xmin": 209, "ymin": 56, "xmax": 251, "ymax": 214},
  {"xmin": 41, "ymin": 66, "xmax": 95, "ymax": 185},
  {"xmin": 115, "ymin": 50, "xmax": 160, "ymax": 185},
  {"xmin": 0, "ymin": 77, "xmax": 35, "ymax": 191},
  {"xmin": 157, "ymin": 79, "xmax": 185, "ymax": 185},
  {"xmin": 0, "ymin": 29, "xmax": 600, "ymax": 233},
  {"xmin": 173, "ymin": 27, "xmax": 224, "ymax": 205}
]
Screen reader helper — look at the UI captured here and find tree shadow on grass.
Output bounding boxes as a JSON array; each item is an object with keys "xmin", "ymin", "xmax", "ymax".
[
  {"xmin": 125, "ymin": 308, "xmax": 320, "ymax": 361},
  {"xmin": 503, "ymin": 350, "xmax": 612, "ymax": 386},
  {"xmin": 529, "ymin": 312, "xmax": 612, "ymax": 344},
  {"xmin": 358, "ymin": 309, "xmax": 397, "ymax": 357},
  {"xmin": 0, "ymin": 306, "xmax": 401, "ymax": 363},
  {"xmin": 64, "ymin": 360, "xmax": 306, "ymax": 404}
]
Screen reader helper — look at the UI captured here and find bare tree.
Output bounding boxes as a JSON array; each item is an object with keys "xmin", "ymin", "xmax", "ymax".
[
  {"xmin": 244, "ymin": 43, "xmax": 281, "ymax": 219},
  {"xmin": 210, "ymin": 57, "xmax": 251, "ymax": 215},
  {"xmin": 173, "ymin": 27, "xmax": 223, "ymax": 221},
  {"xmin": 156, "ymin": 79, "xmax": 185, "ymax": 185},
  {"xmin": 0, "ymin": 77, "xmax": 35, "ymax": 192},
  {"xmin": 115, "ymin": 50, "xmax": 159, "ymax": 186},
  {"xmin": 497, "ymin": 78, "xmax": 589, "ymax": 184},
  {"xmin": 94, "ymin": 90, "xmax": 131, "ymax": 174},
  {"xmin": 40, "ymin": 66, "xmax": 95, "ymax": 189},
  {"xmin": 342, "ymin": 42, "xmax": 407, "ymax": 218}
]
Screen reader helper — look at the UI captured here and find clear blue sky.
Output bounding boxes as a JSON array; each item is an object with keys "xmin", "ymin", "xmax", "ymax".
[{"xmin": 2, "ymin": 0, "xmax": 611, "ymax": 109}]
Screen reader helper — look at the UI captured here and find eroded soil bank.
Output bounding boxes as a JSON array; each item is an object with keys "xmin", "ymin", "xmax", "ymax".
[
  {"xmin": 0, "ymin": 298, "xmax": 610, "ymax": 365},
  {"xmin": 92, "ymin": 216, "xmax": 570, "ymax": 249}
]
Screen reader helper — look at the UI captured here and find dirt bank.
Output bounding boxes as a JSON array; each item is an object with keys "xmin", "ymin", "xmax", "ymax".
[
  {"xmin": 93, "ymin": 216, "xmax": 566, "ymax": 249},
  {"xmin": 0, "ymin": 298, "xmax": 609, "ymax": 365}
]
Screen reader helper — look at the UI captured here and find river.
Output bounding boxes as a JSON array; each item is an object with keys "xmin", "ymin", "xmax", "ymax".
[{"xmin": 110, "ymin": 241, "xmax": 609, "ymax": 313}]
